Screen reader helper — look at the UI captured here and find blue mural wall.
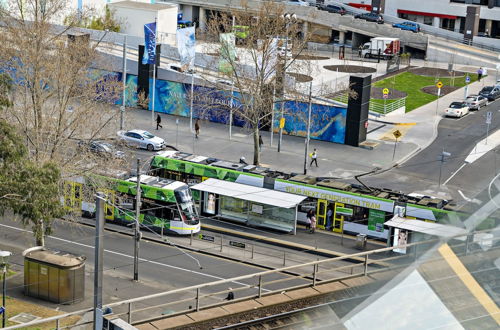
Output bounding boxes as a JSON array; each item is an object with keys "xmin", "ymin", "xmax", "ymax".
[
  {"xmin": 90, "ymin": 70, "xmax": 348, "ymax": 144},
  {"xmin": 274, "ymin": 101, "xmax": 347, "ymax": 144}
]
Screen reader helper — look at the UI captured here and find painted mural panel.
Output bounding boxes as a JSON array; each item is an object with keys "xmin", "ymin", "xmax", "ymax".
[{"xmin": 274, "ymin": 101, "xmax": 347, "ymax": 144}]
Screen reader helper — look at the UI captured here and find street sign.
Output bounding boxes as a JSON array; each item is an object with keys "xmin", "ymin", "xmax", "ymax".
[
  {"xmin": 393, "ymin": 130, "xmax": 402, "ymax": 139},
  {"xmin": 465, "ymin": 75, "xmax": 470, "ymax": 84},
  {"xmin": 279, "ymin": 117, "xmax": 285, "ymax": 129},
  {"xmin": 382, "ymin": 88, "xmax": 389, "ymax": 95},
  {"xmin": 436, "ymin": 81, "xmax": 443, "ymax": 89},
  {"xmin": 486, "ymin": 111, "xmax": 492, "ymax": 124},
  {"xmin": 229, "ymin": 241, "xmax": 246, "ymax": 249}
]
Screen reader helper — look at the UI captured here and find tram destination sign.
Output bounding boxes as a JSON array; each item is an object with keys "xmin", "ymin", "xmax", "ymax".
[
  {"xmin": 229, "ymin": 241, "xmax": 246, "ymax": 249},
  {"xmin": 336, "ymin": 206, "xmax": 353, "ymax": 216},
  {"xmin": 199, "ymin": 234, "xmax": 215, "ymax": 242}
]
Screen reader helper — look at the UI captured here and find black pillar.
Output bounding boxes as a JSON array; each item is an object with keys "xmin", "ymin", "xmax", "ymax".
[
  {"xmin": 137, "ymin": 44, "xmax": 161, "ymax": 99},
  {"xmin": 371, "ymin": 0, "xmax": 385, "ymax": 14},
  {"xmin": 345, "ymin": 74, "xmax": 371, "ymax": 147},
  {"xmin": 463, "ymin": 6, "xmax": 481, "ymax": 42}
]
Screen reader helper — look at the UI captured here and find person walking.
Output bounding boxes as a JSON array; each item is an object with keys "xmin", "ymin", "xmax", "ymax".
[
  {"xmin": 156, "ymin": 114, "xmax": 163, "ymax": 130},
  {"xmin": 259, "ymin": 134, "xmax": 264, "ymax": 151},
  {"xmin": 310, "ymin": 148, "xmax": 318, "ymax": 167},
  {"xmin": 310, "ymin": 211, "xmax": 317, "ymax": 234},
  {"xmin": 195, "ymin": 119, "xmax": 200, "ymax": 138},
  {"xmin": 477, "ymin": 67, "xmax": 483, "ymax": 82},
  {"xmin": 305, "ymin": 209, "xmax": 313, "ymax": 230}
]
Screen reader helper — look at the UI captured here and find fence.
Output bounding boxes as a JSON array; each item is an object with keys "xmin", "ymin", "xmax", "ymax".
[
  {"xmin": 7, "ymin": 231, "xmax": 497, "ymax": 330},
  {"xmin": 370, "ymin": 97, "xmax": 407, "ymax": 115}
]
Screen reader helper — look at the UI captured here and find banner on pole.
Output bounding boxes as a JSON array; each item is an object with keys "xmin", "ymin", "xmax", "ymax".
[
  {"xmin": 142, "ymin": 22, "xmax": 157, "ymax": 65},
  {"xmin": 219, "ymin": 33, "xmax": 236, "ymax": 73},
  {"xmin": 176, "ymin": 26, "xmax": 196, "ymax": 71}
]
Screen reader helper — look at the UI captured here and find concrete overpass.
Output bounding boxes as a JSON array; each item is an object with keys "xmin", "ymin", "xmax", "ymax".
[{"xmin": 162, "ymin": 0, "xmax": 500, "ymax": 67}]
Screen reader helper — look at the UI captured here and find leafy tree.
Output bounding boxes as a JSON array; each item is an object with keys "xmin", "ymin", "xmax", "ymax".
[
  {"xmin": 85, "ymin": 5, "xmax": 121, "ymax": 32},
  {"xmin": 0, "ymin": 119, "xmax": 63, "ymax": 246}
]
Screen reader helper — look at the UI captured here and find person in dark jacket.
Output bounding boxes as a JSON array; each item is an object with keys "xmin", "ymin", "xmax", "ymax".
[
  {"xmin": 259, "ymin": 134, "xmax": 264, "ymax": 151},
  {"xmin": 156, "ymin": 114, "xmax": 163, "ymax": 130},
  {"xmin": 225, "ymin": 288, "xmax": 234, "ymax": 301},
  {"xmin": 195, "ymin": 119, "xmax": 200, "ymax": 138}
]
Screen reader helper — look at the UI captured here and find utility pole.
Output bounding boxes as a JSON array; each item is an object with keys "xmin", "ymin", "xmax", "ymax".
[
  {"xmin": 120, "ymin": 34, "xmax": 127, "ymax": 130},
  {"xmin": 303, "ymin": 81, "xmax": 313, "ymax": 175},
  {"xmin": 93, "ymin": 193, "xmax": 105, "ymax": 330},
  {"xmin": 134, "ymin": 159, "xmax": 141, "ymax": 281}
]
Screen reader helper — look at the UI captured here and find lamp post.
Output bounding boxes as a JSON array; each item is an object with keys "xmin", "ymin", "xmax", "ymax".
[
  {"xmin": 0, "ymin": 250, "xmax": 12, "ymax": 328},
  {"xmin": 277, "ymin": 13, "xmax": 296, "ymax": 153}
]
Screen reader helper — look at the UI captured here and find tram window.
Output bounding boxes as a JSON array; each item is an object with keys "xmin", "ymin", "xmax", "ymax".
[{"xmin": 342, "ymin": 205, "xmax": 369, "ymax": 225}]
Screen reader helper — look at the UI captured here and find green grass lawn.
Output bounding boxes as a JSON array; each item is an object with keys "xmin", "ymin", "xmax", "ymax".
[{"xmin": 373, "ymin": 72, "xmax": 478, "ymax": 112}]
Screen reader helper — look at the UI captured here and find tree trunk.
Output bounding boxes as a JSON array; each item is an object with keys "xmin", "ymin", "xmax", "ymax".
[
  {"xmin": 35, "ymin": 219, "xmax": 45, "ymax": 246},
  {"xmin": 253, "ymin": 126, "xmax": 260, "ymax": 165}
]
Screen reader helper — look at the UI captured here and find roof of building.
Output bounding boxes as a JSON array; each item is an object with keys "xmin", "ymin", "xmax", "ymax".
[
  {"xmin": 23, "ymin": 247, "xmax": 86, "ymax": 268},
  {"xmin": 108, "ymin": 1, "xmax": 177, "ymax": 11}
]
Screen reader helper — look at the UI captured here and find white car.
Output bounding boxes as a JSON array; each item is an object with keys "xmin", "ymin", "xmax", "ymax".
[
  {"xmin": 285, "ymin": 0, "xmax": 310, "ymax": 6},
  {"xmin": 165, "ymin": 63, "xmax": 201, "ymax": 78},
  {"xmin": 445, "ymin": 102, "xmax": 469, "ymax": 118},
  {"xmin": 118, "ymin": 129, "xmax": 166, "ymax": 151}
]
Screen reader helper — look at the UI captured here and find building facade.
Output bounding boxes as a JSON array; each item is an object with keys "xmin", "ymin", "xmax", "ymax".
[{"xmin": 343, "ymin": 0, "xmax": 500, "ymax": 37}]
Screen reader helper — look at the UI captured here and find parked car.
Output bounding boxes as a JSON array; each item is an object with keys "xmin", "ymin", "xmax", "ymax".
[
  {"xmin": 354, "ymin": 12, "xmax": 384, "ymax": 24},
  {"xmin": 117, "ymin": 129, "xmax": 166, "ymax": 151},
  {"xmin": 165, "ymin": 63, "xmax": 200, "ymax": 78},
  {"xmin": 445, "ymin": 102, "xmax": 469, "ymax": 118},
  {"xmin": 319, "ymin": 4, "xmax": 347, "ymax": 15},
  {"xmin": 285, "ymin": 0, "xmax": 310, "ymax": 6},
  {"xmin": 479, "ymin": 86, "xmax": 500, "ymax": 101},
  {"xmin": 477, "ymin": 32, "xmax": 491, "ymax": 38},
  {"xmin": 78, "ymin": 140, "xmax": 126, "ymax": 159},
  {"xmin": 392, "ymin": 21, "xmax": 420, "ymax": 32},
  {"xmin": 465, "ymin": 94, "xmax": 488, "ymax": 110}
]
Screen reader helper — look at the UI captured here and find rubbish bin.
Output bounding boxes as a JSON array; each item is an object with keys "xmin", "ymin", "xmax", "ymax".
[{"xmin": 356, "ymin": 234, "xmax": 367, "ymax": 250}]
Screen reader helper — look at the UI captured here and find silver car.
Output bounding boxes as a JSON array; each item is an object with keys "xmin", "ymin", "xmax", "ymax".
[
  {"xmin": 118, "ymin": 129, "xmax": 166, "ymax": 151},
  {"xmin": 465, "ymin": 94, "xmax": 488, "ymax": 110}
]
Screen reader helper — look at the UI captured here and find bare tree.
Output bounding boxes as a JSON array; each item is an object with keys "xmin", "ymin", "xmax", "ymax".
[
  {"xmin": 200, "ymin": 2, "xmax": 318, "ymax": 165},
  {"xmin": 0, "ymin": 0, "xmax": 124, "ymax": 178}
]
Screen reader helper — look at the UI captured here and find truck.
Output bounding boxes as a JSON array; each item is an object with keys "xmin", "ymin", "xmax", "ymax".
[{"xmin": 359, "ymin": 37, "xmax": 400, "ymax": 59}]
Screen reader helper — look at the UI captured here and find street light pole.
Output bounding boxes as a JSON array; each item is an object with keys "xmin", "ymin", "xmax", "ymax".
[
  {"xmin": 93, "ymin": 194, "xmax": 104, "ymax": 330},
  {"xmin": 120, "ymin": 34, "xmax": 127, "ymax": 130},
  {"xmin": 134, "ymin": 159, "xmax": 141, "ymax": 282},
  {"xmin": 0, "ymin": 250, "xmax": 12, "ymax": 329},
  {"xmin": 303, "ymin": 81, "xmax": 313, "ymax": 175}
]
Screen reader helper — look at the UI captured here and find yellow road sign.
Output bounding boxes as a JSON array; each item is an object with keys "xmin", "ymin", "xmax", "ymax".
[
  {"xmin": 279, "ymin": 117, "xmax": 285, "ymax": 129},
  {"xmin": 382, "ymin": 88, "xmax": 389, "ymax": 95},
  {"xmin": 436, "ymin": 81, "xmax": 443, "ymax": 89},
  {"xmin": 393, "ymin": 130, "xmax": 402, "ymax": 139}
]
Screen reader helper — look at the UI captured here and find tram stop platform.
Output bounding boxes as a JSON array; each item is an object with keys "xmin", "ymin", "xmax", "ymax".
[{"xmin": 200, "ymin": 218, "xmax": 387, "ymax": 261}]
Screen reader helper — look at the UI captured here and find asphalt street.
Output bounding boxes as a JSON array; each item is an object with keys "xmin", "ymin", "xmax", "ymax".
[
  {"xmin": 361, "ymin": 98, "xmax": 500, "ymax": 204},
  {"xmin": 0, "ymin": 218, "xmax": 307, "ymax": 315}
]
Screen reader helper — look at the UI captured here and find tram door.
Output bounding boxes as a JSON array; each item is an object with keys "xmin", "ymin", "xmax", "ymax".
[
  {"xmin": 104, "ymin": 189, "xmax": 115, "ymax": 220},
  {"xmin": 333, "ymin": 202, "xmax": 345, "ymax": 233},
  {"xmin": 316, "ymin": 199, "xmax": 328, "ymax": 229},
  {"xmin": 63, "ymin": 181, "xmax": 82, "ymax": 213}
]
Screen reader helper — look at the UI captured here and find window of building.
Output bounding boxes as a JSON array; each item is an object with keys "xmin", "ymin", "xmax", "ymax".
[{"xmin": 423, "ymin": 16, "xmax": 433, "ymax": 26}]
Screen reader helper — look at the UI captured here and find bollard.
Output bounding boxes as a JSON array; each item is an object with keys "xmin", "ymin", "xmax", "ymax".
[
  {"xmin": 251, "ymin": 244, "xmax": 254, "ymax": 259},
  {"xmin": 190, "ymin": 230, "xmax": 193, "ymax": 246},
  {"xmin": 56, "ymin": 319, "xmax": 60, "ymax": 330},
  {"xmin": 283, "ymin": 251, "xmax": 286, "ymax": 266},
  {"xmin": 196, "ymin": 288, "xmax": 200, "ymax": 311},
  {"xmin": 161, "ymin": 225, "xmax": 164, "ymax": 240},
  {"xmin": 220, "ymin": 235, "xmax": 223, "ymax": 252},
  {"xmin": 363, "ymin": 255, "xmax": 368, "ymax": 276}
]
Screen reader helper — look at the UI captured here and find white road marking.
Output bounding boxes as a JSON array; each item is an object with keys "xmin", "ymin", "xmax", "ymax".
[
  {"xmin": 443, "ymin": 163, "xmax": 467, "ymax": 186},
  {"xmin": 457, "ymin": 190, "xmax": 482, "ymax": 205},
  {"xmin": 465, "ymin": 129, "xmax": 500, "ymax": 164},
  {"xmin": 0, "ymin": 223, "xmax": 271, "ymax": 291}
]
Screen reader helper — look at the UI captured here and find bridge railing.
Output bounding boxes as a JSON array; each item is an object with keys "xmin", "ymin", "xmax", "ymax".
[{"xmin": 7, "ymin": 230, "xmax": 498, "ymax": 330}]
